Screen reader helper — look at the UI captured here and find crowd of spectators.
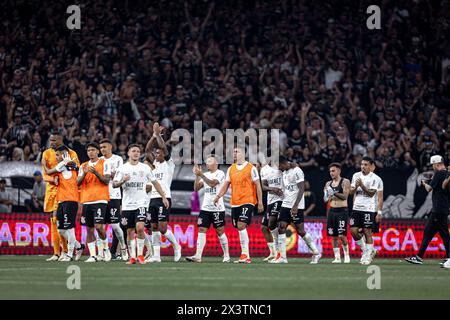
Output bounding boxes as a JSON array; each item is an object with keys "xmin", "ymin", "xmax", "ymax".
[{"xmin": 1, "ymin": 0, "xmax": 449, "ymax": 173}]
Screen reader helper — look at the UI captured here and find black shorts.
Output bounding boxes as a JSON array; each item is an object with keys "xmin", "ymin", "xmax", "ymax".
[
  {"xmin": 56, "ymin": 201, "xmax": 78, "ymax": 230},
  {"xmin": 261, "ymin": 201, "xmax": 281, "ymax": 227},
  {"xmin": 198, "ymin": 210, "xmax": 226, "ymax": 229},
  {"xmin": 122, "ymin": 207, "xmax": 147, "ymax": 229},
  {"xmin": 278, "ymin": 207, "xmax": 304, "ymax": 225},
  {"xmin": 106, "ymin": 199, "xmax": 121, "ymax": 224},
  {"xmin": 350, "ymin": 210, "xmax": 375, "ymax": 229},
  {"xmin": 81, "ymin": 203, "xmax": 107, "ymax": 228},
  {"xmin": 327, "ymin": 207, "xmax": 349, "ymax": 237},
  {"xmin": 149, "ymin": 198, "xmax": 172, "ymax": 223},
  {"xmin": 231, "ymin": 204, "xmax": 254, "ymax": 228}
]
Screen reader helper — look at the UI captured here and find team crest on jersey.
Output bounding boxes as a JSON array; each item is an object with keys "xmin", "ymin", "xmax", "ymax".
[
  {"xmin": 198, "ymin": 217, "xmax": 203, "ymax": 225},
  {"xmin": 349, "ymin": 218, "xmax": 354, "ymax": 226},
  {"xmin": 140, "ymin": 171, "xmax": 144, "ymax": 178},
  {"xmin": 80, "ymin": 216, "xmax": 86, "ymax": 225},
  {"xmin": 328, "ymin": 228, "xmax": 333, "ymax": 235},
  {"xmin": 121, "ymin": 217, "xmax": 128, "ymax": 226}
]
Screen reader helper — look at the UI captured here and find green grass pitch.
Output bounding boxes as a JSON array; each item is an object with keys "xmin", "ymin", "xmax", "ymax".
[{"xmin": 0, "ymin": 256, "xmax": 449, "ymax": 299}]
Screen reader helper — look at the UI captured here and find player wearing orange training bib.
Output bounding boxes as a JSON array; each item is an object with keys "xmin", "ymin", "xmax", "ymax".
[
  {"xmin": 214, "ymin": 147, "xmax": 264, "ymax": 264},
  {"xmin": 45, "ymin": 145, "xmax": 84, "ymax": 261},
  {"xmin": 77, "ymin": 142, "xmax": 111, "ymax": 263}
]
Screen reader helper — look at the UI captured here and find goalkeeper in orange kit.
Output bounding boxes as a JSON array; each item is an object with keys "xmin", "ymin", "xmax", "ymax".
[{"xmin": 41, "ymin": 132, "xmax": 79, "ymax": 261}]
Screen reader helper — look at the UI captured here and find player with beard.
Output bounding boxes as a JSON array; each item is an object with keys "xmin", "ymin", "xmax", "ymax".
[{"xmin": 113, "ymin": 144, "xmax": 168, "ymax": 265}]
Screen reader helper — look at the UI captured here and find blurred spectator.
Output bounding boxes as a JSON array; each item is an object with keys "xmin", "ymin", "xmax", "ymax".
[
  {"xmin": 303, "ymin": 180, "xmax": 317, "ymax": 216},
  {"xmin": 24, "ymin": 171, "xmax": 45, "ymax": 213},
  {"xmin": 0, "ymin": 179, "xmax": 13, "ymax": 213}
]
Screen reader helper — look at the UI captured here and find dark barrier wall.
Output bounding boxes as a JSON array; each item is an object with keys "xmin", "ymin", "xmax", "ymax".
[{"xmin": 1, "ymin": 213, "xmax": 447, "ymax": 259}]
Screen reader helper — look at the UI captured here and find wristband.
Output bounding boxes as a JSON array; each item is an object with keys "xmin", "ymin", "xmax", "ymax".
[{"xmin": 377, "ymin": 210, "xmax": 382, "ymax": 216}]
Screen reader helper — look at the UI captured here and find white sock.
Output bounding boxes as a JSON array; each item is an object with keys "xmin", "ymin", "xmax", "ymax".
[
  {"xmin": 267, "ymin": 242, "xmax": 276, "ymax": 256},
  {"xmin": 278, "ymin": 234, "xmax": 287, "ymax": 259},
  {"xmin": 271, "ymin": 229, "xmax": 279, "ymax": 251},
  {"xmin": 96, "ymin": 238, "xmax": 104, "ymax": 257},
  {"xmin": 66, "ymin": 228, "xmax": 76, "ymax": 258},
  {"xmin": 112, "ymin": 223, "xmax": 126, "ymax": 248},
  {"xmin": 333, "ymin": 247, "xmax": 341, "ymax": 260},
  {"xmin": 144, "ymin": 234, "xmax": 153, "ymax": 256},
  {"xmin": 218, "ymin": 233, "xmax": 229, "ymax": 257},
  {"xmin": 152, "ymin": 232, "xmax": 161, "ymax": 258},
  {"xmin": 128, "ymin": 239, "xmax": 136, "ymax": 259},
  {"xmin": 238, "ymin": 229, "xmax": 249, "ymax": 256},
  {"xmin": 137, "ymin": 238, "xmax": 145, "ymax": 257},
  {"xmin": 163, "ymin": 229, "xmax": 180, "ymax": 249},
  {"xmin": 103, "ymin": 238, "xmax": 109, "ymax": 253},
  {"xmin": 195, "ymin": 233, "xmax": 206, "ymax": 258},
  {"xmin": 88, "ymin": 241, "xmax": 96, "ymax": 257},
  {"xmin": 366, "ymin": 243, "xmax": 373, "ymax": 256},
  {"xmin": 342, "ymin": 243, "xmax": 349, "ymax": 257},
  {"xmin": 356, "ymin": 238, "xmax": 366, "ymax": 251},
  {"xmin": 303, "ymin": 233, "xmax": 319, "ymax": 255}
]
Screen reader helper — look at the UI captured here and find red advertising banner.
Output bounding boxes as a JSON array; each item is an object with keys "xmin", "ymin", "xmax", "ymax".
[{"xmin": 0, "ymin": 213, "xmax": 447, "ymax": 258}]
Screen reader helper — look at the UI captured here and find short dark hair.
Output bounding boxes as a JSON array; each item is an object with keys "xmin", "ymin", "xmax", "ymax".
[
  {"xmin": 99, "ymin": 139, "xmax": 112, "ymax": 145},
  {"xmin": 328, "ymin": 162, "xmax": 342, "ymax": 169},
  {"xmin": 0, "ymin": 179, "xmax": 6, "ymax": 184},
  {"xmin": 362, "ymin": 156, "xmax": 374, "ymax": 165},
  {"xmin": 86, "ymin": 142, "xmax": 100, "ymax": 151},
  {"xmin": 127, "ymin": 143, "xmax": 142, "ymax": 152},
  {"xmin": 55, "ymin": 145, "xmax": 69, "ymax": 153},
  {"xmin": 278, "ymin": 155, "xmax": 289, "ymax": 163}
]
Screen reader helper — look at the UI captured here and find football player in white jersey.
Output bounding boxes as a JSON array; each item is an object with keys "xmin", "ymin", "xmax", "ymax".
[
  {"xmin": 259, "ymin": 156, "xmax": 283, "ymax": 262},
  {"xmin": 349, "ymin": 156, "xmax": 382, "ymax": 265},
  {"xmin": 271, "ymin": 156, "xmax": 321, "ymax": 264},
  {"xmin": 145, "ymin": 123, "xmax": 181, "ymax": 262},
  {"xmin": 100, "ymin": 139, "xmax": 128, "ymax": 260},
  {"xmin": 113, "ymin": 144, "xmax": 168, "ymax": 265},
  {"xmin": 369, "ymin": 162, "xmax": 383, "ymax": 260},
  {"xmin": 186, "ymin": 156, "xmax": 230, "ymax": 263}
]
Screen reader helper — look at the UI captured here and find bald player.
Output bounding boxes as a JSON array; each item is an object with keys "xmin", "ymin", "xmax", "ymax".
[
  {"xmin": 214, "ymin": 147, "xmax": 264, "ymax": 264},
  {"xmin": 186, "ymin": 155, "xmax": 230, "ymax": 263},
  {"xmin": 42, "ymin": 132, "xmax": 79, "ymax": 261}
]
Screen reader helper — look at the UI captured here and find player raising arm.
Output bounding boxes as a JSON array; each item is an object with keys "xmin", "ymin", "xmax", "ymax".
[
  {"xmin": 186, "ymin": 156, "xmax": 230, "ymax": 263},
  {"xmin": 214, "ymin": 147, "xmax": 264, "ymax": 264},
  {"xmin": 113, "ymin": 144, "xmax": 168, "ymax": 265}
]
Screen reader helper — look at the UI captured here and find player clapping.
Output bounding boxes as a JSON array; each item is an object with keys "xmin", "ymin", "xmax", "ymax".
[{"xmin": 186, "ymin": 156, "xmax": 230, "ymax": 263}]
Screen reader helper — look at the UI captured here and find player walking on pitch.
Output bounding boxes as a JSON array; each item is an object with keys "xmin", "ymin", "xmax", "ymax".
[
  {"xmin": 77, "ymin": 142, "xmax": 111, "ymax": 262},
  {"xmin": 100, "ymin": 139, "xmax": 128, "ymax": 260},
  {"xmin": 214, "ymin": 147, "xmax": 265, "ymax": 264},
  {"xmin": 323, "ymin": 163, "xmax": 351, "ymax": 263},
  {"xmin": 259, "ymin": 157, "xmax": 283, "ymax": 262},
  {"xmin": 113, "ymin": 144, "xmax": 169, "ymax": 265},
  {"xmin": 349, "ymin": 156, "xmax": 382, "ymax": 265},
  {"xmin": 271, "ymin": 156, "xmax": 321, "ymax": 264},
  {"xmin": 186, "ymin": 156, "xmax": 230, "ymax": 263},
  {"xmin": 145, "ymin": 123, "xmax": 181, "ymax": 262}
]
